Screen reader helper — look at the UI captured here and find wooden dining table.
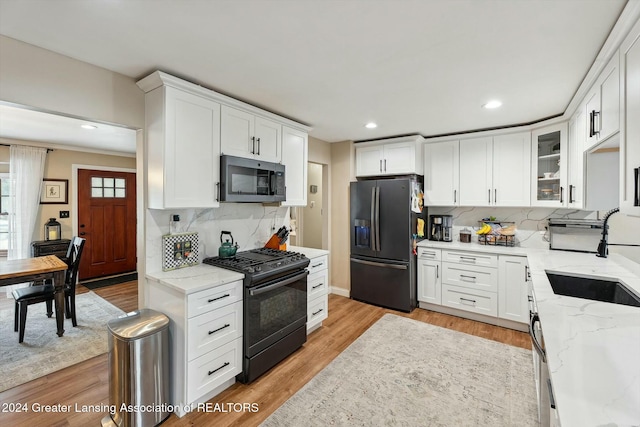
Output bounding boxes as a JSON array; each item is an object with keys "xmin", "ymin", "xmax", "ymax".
[{"xmin": 0, "ymin": 255, "xmax": 68, "ymax": 337}]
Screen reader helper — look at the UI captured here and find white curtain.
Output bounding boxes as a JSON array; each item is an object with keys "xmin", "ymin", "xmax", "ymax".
[{"xmin": 5, "ymin": 145, "xmax": 47, "ymax": 296}]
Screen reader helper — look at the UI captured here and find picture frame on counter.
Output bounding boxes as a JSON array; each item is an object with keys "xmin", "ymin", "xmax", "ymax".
[{"xmin": 40, "ymin": 179, "xmax": 68, "ymax": 204}]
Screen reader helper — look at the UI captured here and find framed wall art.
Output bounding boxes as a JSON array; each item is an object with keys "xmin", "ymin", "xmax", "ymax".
[{"xmin": 40, "ymin": 179, "xmax": 68, "ymax": 204}]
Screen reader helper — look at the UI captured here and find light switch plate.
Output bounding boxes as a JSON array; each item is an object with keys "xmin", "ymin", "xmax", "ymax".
[{"xmin": 59, "ymin": 210, "xmax": 70, "ymax": 218}]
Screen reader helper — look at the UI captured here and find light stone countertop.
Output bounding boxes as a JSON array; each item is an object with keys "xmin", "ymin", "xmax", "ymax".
[
  {"xmin": 288, "ymin": 245, "xmax": 329, "ymax": 259},
  {"xmin": 417, "ymin": 239, "xmax": 640, "ymax": 427},
  {"xmin": 146, "ymin": 264, "xmax": 244, "ymax": 295}
]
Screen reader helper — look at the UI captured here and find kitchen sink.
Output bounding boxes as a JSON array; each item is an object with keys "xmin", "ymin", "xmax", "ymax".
[{"xmin": 546, "ymin": 273, "xmax": 640, "ymax": 307}]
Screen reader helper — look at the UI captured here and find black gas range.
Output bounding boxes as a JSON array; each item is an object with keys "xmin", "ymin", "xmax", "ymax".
[
  {"xmin": 203, "ymin": 248, "xmax": 310, "ymax": 383},
  {"xmin": 203, "ymin": 247, "xmax": 309, "ymax": 284}
]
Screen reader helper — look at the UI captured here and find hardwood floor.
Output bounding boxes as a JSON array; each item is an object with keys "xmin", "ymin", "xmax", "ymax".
[{"xmin": 0, "ymin": 282, "xmax": 531, "ymax": 427}]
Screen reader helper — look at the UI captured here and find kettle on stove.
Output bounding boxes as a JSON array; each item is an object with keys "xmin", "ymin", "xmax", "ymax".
[{"xmin": 219, "ymin": 231, "xmax": 239, "ymax": 258}]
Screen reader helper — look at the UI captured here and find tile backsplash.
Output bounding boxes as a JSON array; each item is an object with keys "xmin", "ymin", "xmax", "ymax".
[
  {"xmin": 146, "ymin": 204, "xmax": 290, "ymax": 273},
  {"xmin": 428, "ymin": 206, "xmax": 596, "ymax": 249}
]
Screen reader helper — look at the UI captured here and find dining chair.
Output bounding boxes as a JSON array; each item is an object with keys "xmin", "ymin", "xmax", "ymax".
[{"xmin": 12, "ymin": 237, "xmax": 86, "ymax": 343}]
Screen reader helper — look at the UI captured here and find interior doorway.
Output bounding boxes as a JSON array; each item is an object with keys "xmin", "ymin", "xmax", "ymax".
[{"xmin": 291, "ymin": 162, "xmax": 328, "ymax": 250}]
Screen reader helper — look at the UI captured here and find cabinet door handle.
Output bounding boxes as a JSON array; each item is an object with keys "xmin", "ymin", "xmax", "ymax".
[
  {"xmin": 634, "ymin": 167, "xmax": 639, "ymax": 207},
  {"xmin": 569, "ymin": 185, "xmax": 574, "ymax": 203},
  {"xmin": 384, "ymin": 159, "xmax": 387, "ymax": 172},
  {"xmin": 525, "ymin": 265, "xmax": 530, "ymax": 282},
  {"xmin": 256, "ymin": 137, "xmax": 261, "ymax": 155},
  {"xmin": 488, "ymin": 189, "xmax": 491, "ymax": 204},
  {"xmin": 436, "ymin": 264, "xmax": 439, "ymax": 279},
  {"xmin": 589, "ymin": 110, "xmax": 600, "ymax": 137},
  {"xmin": 250, "ymin": 136, "xmax": 255, "ymax": 154},
  {"xmin": 453, "ymin": 189, "xmax": 457, "ymax": 203},
  {"xmin": 208, "ymin": 293, "xmax": 230, "ymax": 303},
  {"xmin": 560, "ymin": 186, "xmax": 564, "ymax": 204},
  {"xmin": 379, "ymin": 159, "xmax": 382, "ymax": 172},
  {"xmin": 208, "ymin": 362, "xmax": 230, "ymax": 376},
  {"xmin": 494, "ymin": 189, "xmax": 497, "ymax": 204},
  {"xmin": 216, "ymin": 182, "xmax": 220, "ymax": 202},
  {"xmin": 208, "ymin": 323, "xmax": 231, "ymax": 335}
]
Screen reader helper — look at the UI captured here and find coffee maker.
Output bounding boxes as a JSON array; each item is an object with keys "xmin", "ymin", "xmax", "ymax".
[{"xmin": 429, "ymin": 215, "xmax": 453, "ymax": 242}]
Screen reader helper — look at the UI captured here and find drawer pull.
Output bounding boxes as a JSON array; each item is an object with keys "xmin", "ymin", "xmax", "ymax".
[
  {"xmin": 311, "ymin": 263, "xmax": 324, "ymax": 268},
  {"xmin": 208, "ymin": 294, "xmax": 230, "ymax": 303},
  {"xmin": 460, "ymin": 297, "xmax": 476, "ymax": 305},
  {"xmin": 459, "ymin": 274, "xmax": 477, "ymax": 282},
  {"xmin": 459, "ymin": 256, "xmax": 476, "ymax": 263},
  {"xmin": 312, "ymin": 283, "xmax": 324, "ymax": 289},
  {"xmin": 420, "ymin": 252, "xmax": 436, "ymax": 258},
  {"xmin": 312, "ymin": 308, "xmax": 324, "ymax": 316},
  {"xmin": 208, "ymin": 323, "xmax": 230, "ymax": 335},
  {"xmin": 208, "ymin": 362, "xmax": 230, "ymax": 376}
]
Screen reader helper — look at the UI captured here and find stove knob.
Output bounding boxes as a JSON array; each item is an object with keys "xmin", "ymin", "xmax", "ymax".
[
  {"xmin": 255, "ymin": 265, "xmax": 261, "ymax": 271},
  {"xmin": 246, "ymin": 267, "xmax": 254, "ymax": 273}
]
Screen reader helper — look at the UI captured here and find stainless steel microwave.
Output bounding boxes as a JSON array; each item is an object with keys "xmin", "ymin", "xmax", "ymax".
[{"xmin": 220, "ymin": 155, "xmax": 286, "ymax": 203}]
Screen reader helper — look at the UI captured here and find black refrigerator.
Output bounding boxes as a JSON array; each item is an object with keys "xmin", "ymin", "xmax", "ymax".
[{"xmin": 350, "ymin": 177, "xmax": 426, "ymax": 312}]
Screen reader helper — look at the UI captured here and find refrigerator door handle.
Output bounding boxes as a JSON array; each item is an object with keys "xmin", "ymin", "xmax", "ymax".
[
  {"xmin": 370, "ymin": 187, "xmax": 376, "ymax": 251},
  {"xmin": 351, "ymin": 258, "xmax": 408, "ymax": 270},
  {"xmin": 375, "ymin": 186, "xmax": 381, "ymax": 251}
]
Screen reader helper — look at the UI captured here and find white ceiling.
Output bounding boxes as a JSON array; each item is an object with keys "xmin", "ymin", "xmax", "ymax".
[{"xmin": 0, "ymin": 0, "xmax": 628, "ymax": 148}]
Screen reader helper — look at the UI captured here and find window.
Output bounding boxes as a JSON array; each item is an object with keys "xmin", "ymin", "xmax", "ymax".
[
  {"xmin": 0, "ymin": 174, "xmax": 11, "ymax": 256},
  {"xmin": 91, "ymin": 176, "xmax": 126, "ymax": 198}
]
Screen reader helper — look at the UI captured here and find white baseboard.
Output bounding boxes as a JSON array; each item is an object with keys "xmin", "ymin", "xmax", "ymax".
[{"xmin": 330, "ymin": 286, "xmax": 350, "ymax": 298}]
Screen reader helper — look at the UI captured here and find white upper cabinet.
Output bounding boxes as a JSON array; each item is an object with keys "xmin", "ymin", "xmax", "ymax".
[
  {"xmin": 620, "ymin": 18, "xmax": 640, "ymax": 217},
  {"xmin": 281, "ymin": 126, "xmax": 308, "ymax": 206},
  {"xmin": 568, "ymin": 110, "xmax": 586, "ymax": 209},
  {"xmin": 585, "ymin": 53, "xmax": 620, "ymax": 150},
  {"xmin": 492, "ymin": 133, "xmax": 531, "ymax": 206},
  {"xmin": 220, "ymin": 105, "xmax": 281, "ymax": 163},
  {"xmin": 423, "ymin": 140, "xmax": 459, "ymax": 206},
  {"xmin": 458, "ymin": 133, "xmax": 530, "ymax": 207},
  {"xmin": 459, "ymin": 137, "xmax": 493, "ymax": 206},
  {"xmin": 531, "ymin": 123, "xmax": 568, "ymax": 207},
  {"xmin": 144, "ymin": 85, "xmax": 221, "ymax": 209},
  {"xmin": 355, "ymin": 136, "xmax": 424, "ymax": 177}
]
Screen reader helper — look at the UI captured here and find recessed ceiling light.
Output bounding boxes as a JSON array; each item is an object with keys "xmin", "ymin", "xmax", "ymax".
[
  {"xmin": 482, "ymin": 100, "xmax": 502, "ymax": 109},
  {"xmin": 81, "ymin": 124, "xmax": 98, "ymax": 130},
  {"xmin": 365, "ymin": 122, "xmax": 378, "ymax": 129}
]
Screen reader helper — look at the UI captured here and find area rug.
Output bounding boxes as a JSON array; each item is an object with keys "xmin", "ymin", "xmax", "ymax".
[
  {"xmin": 262, "ymin": 314, "xmax": 538, "ymax": 427},
  {"xmin": 0, "ymin": 291, "xmax": 126, "ymax": 392}
]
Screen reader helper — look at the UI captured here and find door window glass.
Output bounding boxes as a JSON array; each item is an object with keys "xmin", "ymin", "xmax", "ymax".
[{"xmin": 91, "ymin": 176, "xmax": 126, "ymax": 198}]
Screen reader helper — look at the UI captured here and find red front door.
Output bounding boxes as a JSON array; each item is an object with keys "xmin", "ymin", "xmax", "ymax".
[{"xmin": 77, "ymin": 169, "xmax": 136, "ymax": 280}]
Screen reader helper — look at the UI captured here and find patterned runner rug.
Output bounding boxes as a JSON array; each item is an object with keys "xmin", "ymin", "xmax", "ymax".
[
  {"xmin": 262, "ymin": 313, "xmax": 538, "ymax": 427},
  {"xmin": 0, "ymin": 291, "xmax": 125, "ymax": 392}
]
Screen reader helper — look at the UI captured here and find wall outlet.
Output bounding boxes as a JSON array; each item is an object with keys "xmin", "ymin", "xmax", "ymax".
[{"xmin": 59, "ymin": 210, "xmax": 70, "ymax": 218}]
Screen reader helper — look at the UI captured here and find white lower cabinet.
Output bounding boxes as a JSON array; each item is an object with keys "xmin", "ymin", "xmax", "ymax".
[
  {"xmin": 417, "ymin": 247, "xmax": 529, "ymax": 330},
  {"xmin": 498, "ymin": 255, "xmax": 530, "ymax": 323},
  {"xmin": 148, "ymin": 278, "xmax": 244, "ymax": 417},
  {"xmin": 417, "ymin": 248, "xmax": 441, "ymax": 304},
  {"xmin": 305, "ymin": 253, "xmax": 329, "ymax": 332}
]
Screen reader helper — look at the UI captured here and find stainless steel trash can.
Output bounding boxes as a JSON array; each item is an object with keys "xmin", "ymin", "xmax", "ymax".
[{"xmin": 102, "ymin": 309, "xmax": 170, "ymax": 427}]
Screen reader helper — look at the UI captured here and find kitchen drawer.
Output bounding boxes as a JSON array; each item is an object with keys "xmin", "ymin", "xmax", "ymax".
[
  {"xmin": 441, "ymin": 284, "xmax": 498, "ymax": 317},
  {"xmin": 307, "ymin": 255, "xmax": 329, "ymax": 274},
  {"xmin": 187, "ymin": 337, "xmax": 242, "ymax": 403},
  {"xmin": 308, "ymin": 270, "xmax": 328, "ymax": 300},
  {"xmin": 187, "ymin": 280, "xmax": 243, "ymax": 318},
  {"xmin": 308, "ymin": 295, "xmax": 328, "ymax": 329},
  {"xmin": 442, "ymin": 250, "xmax": 498, "ymax": 268},
  {"xmin": 307, "ymin": 255, "xmax": 328, "ymax": 275},
  {"xmin": 442, "ymin": 262, "xmax": 498, "ymax": 292},
  {"xmin": 187, "ymin": 300, "xmax": 242, "ymax": 361},
  {"xmin": 418, "ymin": 247, "xmax": 441, "ymax": 261}
]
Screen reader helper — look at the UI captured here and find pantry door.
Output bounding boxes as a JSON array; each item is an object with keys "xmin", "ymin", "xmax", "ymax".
[{"xmin": 77, "ymin": 169, "xmax": 136, "ymax": 280}]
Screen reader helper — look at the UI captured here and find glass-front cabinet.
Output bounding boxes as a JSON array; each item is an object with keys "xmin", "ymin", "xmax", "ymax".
[{"xmin": 531, "ymin": 123, "xmax": 568, "ymax": 207}]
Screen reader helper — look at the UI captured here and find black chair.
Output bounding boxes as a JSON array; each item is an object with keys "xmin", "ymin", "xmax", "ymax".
[{"xmin": 13, "ymin": 237, "xmax": 86, "ymax": 343}]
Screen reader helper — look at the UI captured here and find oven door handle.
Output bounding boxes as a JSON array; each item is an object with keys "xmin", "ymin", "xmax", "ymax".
[
  {"xmin": 528, "ymin": 312, "xmax": 546, "ymax": 363},
  {"xmin": 249, "ymin": 270, "xmax": 309, "ymax": 296}
]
